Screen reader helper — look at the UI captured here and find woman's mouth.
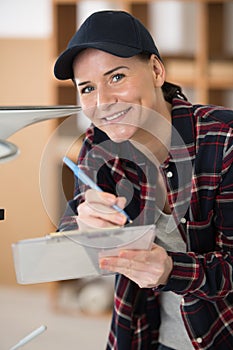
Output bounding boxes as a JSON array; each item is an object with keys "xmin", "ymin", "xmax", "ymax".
[{"xmin": 103, "ymin": 106, "xmax": 132, "ymax": 123}]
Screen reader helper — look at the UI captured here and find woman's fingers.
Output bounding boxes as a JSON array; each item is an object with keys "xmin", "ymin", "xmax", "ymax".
[
  {"xmin": 77, "ymin": 189, "xmax": 127, "ymax": 230},
  {"xmin": 99, "ymin": 244, "xmax": 173, "ymax": 288}
]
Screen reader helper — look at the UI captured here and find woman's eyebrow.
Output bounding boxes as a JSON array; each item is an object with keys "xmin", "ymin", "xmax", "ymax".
[
  {"xmin": 104, "ymin": 66, "xmax": 129, "ymax": 76},
  {"xmin": 77, "ymin": 80, "xmax": 91, "ymax": 87}
]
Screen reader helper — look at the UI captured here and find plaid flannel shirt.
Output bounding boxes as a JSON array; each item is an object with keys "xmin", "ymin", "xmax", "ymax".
[{"xmin": 59, "ymin": 98, "xmax": 233, "ymax": 350}]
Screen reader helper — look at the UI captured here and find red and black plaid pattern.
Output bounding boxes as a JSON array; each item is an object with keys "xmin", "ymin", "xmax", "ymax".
[{"xmin": 59, "ymin": 98, "xmax": 233, "ymax": 350}]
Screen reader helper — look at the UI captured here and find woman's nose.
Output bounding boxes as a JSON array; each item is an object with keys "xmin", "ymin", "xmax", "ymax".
[{"xmin": 96, "ymin": 86, "xmax": 117, "ymax": 110}]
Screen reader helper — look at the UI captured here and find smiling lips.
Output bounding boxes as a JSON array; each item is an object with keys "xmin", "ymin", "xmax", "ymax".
[{"xmin": 102, "ymin": 106, "xmax": 132, "ymax": 123}]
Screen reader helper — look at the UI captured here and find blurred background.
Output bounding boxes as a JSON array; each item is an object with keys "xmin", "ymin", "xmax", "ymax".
[{"xmin": 0, "ymin": 0, "xmax": 232, "ymax": 349}]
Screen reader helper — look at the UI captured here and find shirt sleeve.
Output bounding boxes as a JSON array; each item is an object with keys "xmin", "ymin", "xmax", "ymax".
[{"xmin": 162, "ymin": 126, "xmax": 233, "ymax": 300}]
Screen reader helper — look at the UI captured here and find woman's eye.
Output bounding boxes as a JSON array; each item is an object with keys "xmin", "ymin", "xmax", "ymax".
[
  {"xmin": 81, "ymin": 86, "xmax": 95, "ymax": 94},
  {"xmin": 112, "ymin": 73, "xmax": 125, "ymax": 83}
]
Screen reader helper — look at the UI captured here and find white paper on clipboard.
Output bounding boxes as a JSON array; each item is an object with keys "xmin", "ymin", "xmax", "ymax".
[{"xmin": 12, "ymin": 224, "xmax": 156, "ymax": 285}]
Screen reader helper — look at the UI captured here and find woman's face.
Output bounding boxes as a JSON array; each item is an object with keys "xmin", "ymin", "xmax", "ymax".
[{"xmin": 73, "ymin": 48, "xmax": 165, "ymax": 142}]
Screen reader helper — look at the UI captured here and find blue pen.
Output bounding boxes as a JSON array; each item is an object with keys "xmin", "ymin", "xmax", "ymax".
[{"xmin": 63, "ymin": 156, "xmax": 132, "ymax": 224}]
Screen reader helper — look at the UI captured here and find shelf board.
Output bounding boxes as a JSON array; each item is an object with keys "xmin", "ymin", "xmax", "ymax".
[
  {"xmin": 208, "ymin": 79, "xmax": 233, "ymax": 89},
  {"xmin": 165, "ymin": 59, "xmax": 195, "ymax": 86},
  {"xmin": 53, "ymin": 0, "xmax": 77, "ymax": 4},
  {"xmin": 165, "ymin": 58, "xmax": 233, "ymax": 88},
  {"xmin": 208, "ymin": 61, "xmax": 233, "ymax": 88}
]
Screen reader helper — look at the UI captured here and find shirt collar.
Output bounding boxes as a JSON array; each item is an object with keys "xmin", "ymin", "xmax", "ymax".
[{"xmin": 163, "ymin": 98, "xmax": 196, "ymax": 166}]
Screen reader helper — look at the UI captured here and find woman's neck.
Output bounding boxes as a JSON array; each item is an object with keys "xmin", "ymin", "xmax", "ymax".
[{"xmin": 130, "ymin": 102, "xmax": 172, "ymax": 165}]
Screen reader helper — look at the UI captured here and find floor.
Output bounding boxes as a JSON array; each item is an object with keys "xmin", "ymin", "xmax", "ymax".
[{"xmin": 0, "ymin": 285, "xmax": 112, "ymax": 350}]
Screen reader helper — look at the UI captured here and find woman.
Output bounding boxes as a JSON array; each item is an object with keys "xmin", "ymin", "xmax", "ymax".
[{"xmin": 54, "ymin": 10, "xmax": 233, "ymax": 350}]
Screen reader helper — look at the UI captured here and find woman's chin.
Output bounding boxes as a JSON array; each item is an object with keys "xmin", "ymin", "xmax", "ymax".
[
  {"xmin": 103, "ymin": 125, "xmax": 137, "ymax": 143},
  {"xmin": 108, "ymin": 136, "xmax": 127, "ymax": 143}
]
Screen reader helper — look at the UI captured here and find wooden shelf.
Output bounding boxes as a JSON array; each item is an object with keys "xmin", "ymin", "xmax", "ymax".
[
  {"xmin": 52, "ymin": 0, "xmax": 233, "ymax": 107},
  {"xmin": 165, "ymin": 59, "xmax": 196, "ymax": 86},
  {"xmin": 55, "ymin": 3, "xmax": 76, "ymax": 55},
  {"xmin": 208, "ymin": 61, "xmax": 233, "ymax": 88}
]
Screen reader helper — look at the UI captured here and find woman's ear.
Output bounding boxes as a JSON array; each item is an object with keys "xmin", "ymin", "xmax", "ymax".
[{"xmin": 150, "ymin": 54, "xmax": 166, "ymax": 87}]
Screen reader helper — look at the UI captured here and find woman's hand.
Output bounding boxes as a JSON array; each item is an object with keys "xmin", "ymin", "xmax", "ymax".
[
  {"xmin": 99, "ymin": 243, "xmax": 173, "ymax": 288},
  {"xmin": 76, "ymin": 189, "xmax": 127, "ymax": 230}
]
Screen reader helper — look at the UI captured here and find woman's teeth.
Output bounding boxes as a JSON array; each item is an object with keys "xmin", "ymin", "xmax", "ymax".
[{"xmin": 105, "ymin": 107, "xmax": 130, "ymax": 121}]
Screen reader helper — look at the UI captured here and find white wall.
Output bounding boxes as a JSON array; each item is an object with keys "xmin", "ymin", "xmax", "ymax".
[{"xmin": 0, "ymin": 0, "xmax": 52, "ymax": 38}]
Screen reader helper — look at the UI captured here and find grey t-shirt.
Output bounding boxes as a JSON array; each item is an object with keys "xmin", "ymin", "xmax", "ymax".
[{"xmin": 155, "ymin": 212, "xmax": 194, "ymax": 350}]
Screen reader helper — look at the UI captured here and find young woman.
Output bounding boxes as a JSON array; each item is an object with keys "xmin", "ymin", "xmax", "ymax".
[{"xmin": 54, "ymin": 10, "xmax": 233, "ymax": 350}]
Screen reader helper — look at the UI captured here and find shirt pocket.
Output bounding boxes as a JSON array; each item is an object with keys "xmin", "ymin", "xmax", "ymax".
[{"xmin": 187, "ymin": 210, "xmax": 216, "ymax": 253}]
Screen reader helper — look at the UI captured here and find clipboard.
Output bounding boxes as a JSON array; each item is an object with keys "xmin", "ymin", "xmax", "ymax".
[{"xmin": 12, "ymin": 224, "xmax": 156, "ymax": 284}]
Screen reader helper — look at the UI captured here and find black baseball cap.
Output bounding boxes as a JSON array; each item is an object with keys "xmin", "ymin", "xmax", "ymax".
[{"xmin": 54, "ymin": 10, "xmax": 162, "ymax": 80}]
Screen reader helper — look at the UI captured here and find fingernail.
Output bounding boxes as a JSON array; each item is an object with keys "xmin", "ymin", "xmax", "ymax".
[
  {"xmin": 101, "ymin": 192, "xmax": 116, "ymax": 204},
  {"xmin": 115, "ymin": 214, "xmax": 126, "ymax": 225},
  {"xmin": 99, "ymin": 258, "xmax": 108, "ymax": 269}
]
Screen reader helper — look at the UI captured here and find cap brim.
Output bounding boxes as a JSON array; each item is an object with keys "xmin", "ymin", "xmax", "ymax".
[{"xmin": 54, "ymin": 42, "xmax": 141, "ymax": 80}]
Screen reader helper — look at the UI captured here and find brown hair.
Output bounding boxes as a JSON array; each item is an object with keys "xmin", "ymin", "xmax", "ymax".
[{"xmin": 138, "ymin": 52, "xmax": 187, "ymax": 103}]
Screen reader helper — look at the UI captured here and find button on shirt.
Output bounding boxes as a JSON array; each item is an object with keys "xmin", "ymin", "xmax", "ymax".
[{"xmin": 166, "ymin": 171, "xmax": 173, "ymax": 178}]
